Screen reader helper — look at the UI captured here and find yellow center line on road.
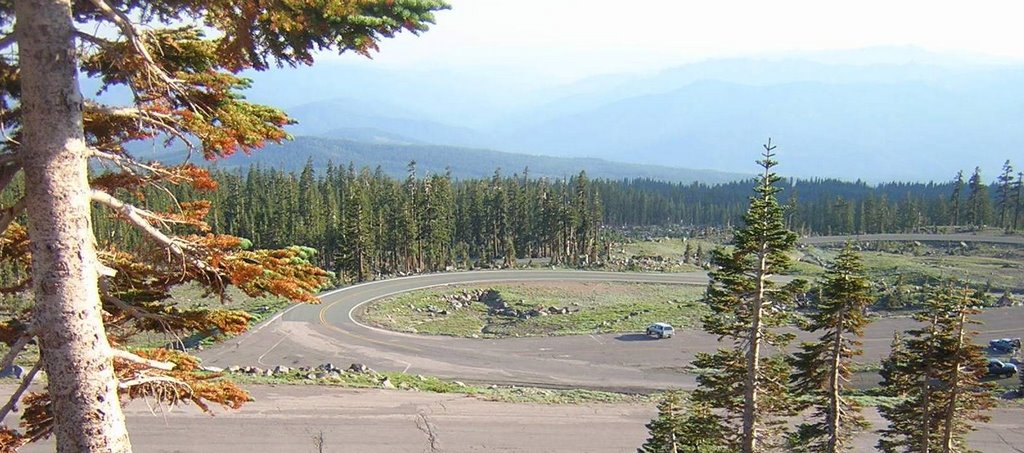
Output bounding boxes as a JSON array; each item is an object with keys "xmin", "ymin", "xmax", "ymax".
[{"xmin": 317, "ymin": 296, "xmax": 423, "ymax": 353}]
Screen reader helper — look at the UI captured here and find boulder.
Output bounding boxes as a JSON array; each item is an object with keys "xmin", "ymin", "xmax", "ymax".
[
  {"xmin": 349, "ymin": 363, "xmax": 370, "ymax": 374},
  {"xmin": 273, "ymin": 365, "xmax": 291, "ymax": 374},
  {"xmin": 379, "ymin": 377, "xmax": 395, "ymax": 389}
]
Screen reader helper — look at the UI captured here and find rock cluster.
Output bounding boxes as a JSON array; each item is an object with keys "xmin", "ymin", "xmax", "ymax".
[{"xmin": 225, "ymin": 362, "xmax": 379, "ymax": 381}]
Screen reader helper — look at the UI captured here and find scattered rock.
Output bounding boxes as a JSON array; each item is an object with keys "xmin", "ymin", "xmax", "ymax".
[
  {"xmin": 379, "ymin": 378, "xmax": 395, "ymax": 389},
  {"xmin": 349, "ymin": 363, "xmax": 370, "ymax": 374},
  {"xmin": 315, "ymin": 372, "xmax": 329, "ymax": 379},
  {"xmin": 227, "ymin": 366, "xmax": 241, "ymax": 373},
  {"xmin": 453, "ymin": 381, "xmax": 466, "ymax": 388},
  {"xmin": 200, "ymin": 365, "xmax": 224, "ymax": 373},
  {"xmin": 273, "ymin": 365, "xmax": 291, "ymax": 374},
  {"xmin": 305, "ymin": 373, "xmax": 316, "ymax": 380},
  {"xmin": 263, "ymin": 369, "xmax": 273, "ymax": 377}
]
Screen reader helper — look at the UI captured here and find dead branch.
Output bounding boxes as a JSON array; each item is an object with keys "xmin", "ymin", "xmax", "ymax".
[
  {"xmin": 118, "ymin": 375, "xmax": 186, "ymax": 390},
  {"xmin": 112, "ymin": 349, "xmax": 175, "ymax": 372},
  {"xmin": 0, "ymin": 361, "xmax": 40, "ymax": 422},
  {"xmin": 74, "ymin": 30, "xmax": 113, "ymax": 48},
  {"xmin": 415, "ymin": 411, "xmax": 442, "ymax": 453},
  {"xmin": 90, "ymin": 189, "xmax": 215, "ymax": 274}
]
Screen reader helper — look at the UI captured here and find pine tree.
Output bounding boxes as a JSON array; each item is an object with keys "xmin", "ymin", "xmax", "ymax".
[
  {"xmin": 790, "ymin": 245, "xmax": 872, "ymax": 452},
  {"xmin": 877, "ymin": 283, "xmax": 994, "ymax": 453},
  {"xmin": 1, "ymin": 1, "xmax": 448, "ymax": 450},
  {"xmin": 692, "ymin": 139, "xmax": 804, "ymax": 452},
  {"xmin": 1014, "ymin": 172, "xmax": 1023, "ymax": 231},
  {"xmin": 639, "ymin": 391, "xmax": 686, "ymax": 453},
  {"xmin": 949, "ymin": 171, "xmax": 964, "ymax": 227},
  {"xmin": 639, "ymin": 391, "xmax": 726, "ymax": 453},
  {"xmin": 879, "ymin": 331, "xmax": 914, "ymax": 398},
  {"xmin": 996, "ymin": 161, "xmax": 1015, "ymax": 229},
  {"xmin": 966, "ymin": 167, "xmax": 992, "ymax": 228}
]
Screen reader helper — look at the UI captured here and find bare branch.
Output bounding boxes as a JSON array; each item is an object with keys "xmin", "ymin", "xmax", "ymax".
[
  {"xmin": 112, "ymin": 349, "xmax": 175, "ymax": 372},
  {"xmin": 0, "ymin": 332, "xmax": 32, "ymax": 376},
  {"xmin": 118, "ymin": 375, "xmax": 189, "ymax": 390},
  {"xmin": 74, "ymin": 30, "xmax": 114, "ymax": 48},
  {"xmin": 90, "ymin": 189, "xmax": 215, "ymax": 274},
  {"xmin": 0, "ymin": 361, "xmax": 40, "ymax": 422},
  {"xmin": 0, "ymin": 197, "xmax": 25, "ymax": 235}
]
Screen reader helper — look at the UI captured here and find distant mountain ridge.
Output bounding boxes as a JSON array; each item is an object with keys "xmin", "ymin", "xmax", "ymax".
[
  {"xmin": 235, "ymin": 48, "xmax": 1023, "ymax": 182},
  {"xmin": 146, "ymin": 136, "xmax": 748, "ymax": 184}
]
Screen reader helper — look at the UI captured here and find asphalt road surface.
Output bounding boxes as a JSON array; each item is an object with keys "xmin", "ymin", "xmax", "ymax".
[
  {"xmin": 800, "ymin": 232, "xmax": 1024, "ymax": 246},
  {"xmin": 7, "ymin": 385, "xmax": 1024, "ymax": 453},
  {"xmin": 201, "ymin": 270, "xmax": 1024, "ymax": 393}
]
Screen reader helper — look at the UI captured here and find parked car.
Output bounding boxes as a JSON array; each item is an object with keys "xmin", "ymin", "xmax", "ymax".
[
  {"xmin": 645, "ymin": 322, "xmax": 674, "ymax": 339},
  {"xmin": 989, "ymin": 338, "xmax": 1021, "ymax": 353},
  {"xmin": 987, "ymin": 359, "xmax": 1018, "ymax": 378}
]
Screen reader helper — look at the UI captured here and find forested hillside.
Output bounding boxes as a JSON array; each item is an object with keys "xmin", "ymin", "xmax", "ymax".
[{"xmin": 86, "ymin": 160, "xmax": 1021, "ymax": 285}]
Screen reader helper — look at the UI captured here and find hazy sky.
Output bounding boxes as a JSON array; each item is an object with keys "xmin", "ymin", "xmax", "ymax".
[{"xmin": 336, "ymin": 0, "xmax": 1024, "ymax": 80}]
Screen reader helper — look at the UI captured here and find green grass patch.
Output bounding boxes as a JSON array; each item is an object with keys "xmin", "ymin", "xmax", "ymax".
[
  {"xmin": 227, "ymin": 370, "xmax": 649, "ymax": 404},
  {"xmin": 360, "ymin": 282, "xmax": 707, "ymax": 338}
]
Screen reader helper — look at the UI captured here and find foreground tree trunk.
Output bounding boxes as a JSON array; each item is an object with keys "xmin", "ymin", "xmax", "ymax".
[{"xmin": 16, "ymin": 0, "xmax": 132, "ymax": 450}]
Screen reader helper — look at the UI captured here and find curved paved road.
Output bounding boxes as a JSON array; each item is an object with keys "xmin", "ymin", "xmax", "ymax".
[
  {"xmin": 800, "ymin": 233, "xmax": 1024, "ymax": 246},
  {"xmin": 201, "ymin": 270, "xmax": 1024, "ymax": 392}
]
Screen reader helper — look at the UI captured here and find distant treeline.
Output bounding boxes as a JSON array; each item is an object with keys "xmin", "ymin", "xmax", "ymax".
[
  {"xmin": 89, "ymin": 160, "xmax": 1021, "ymax": 282},
  {"xmin": 599, "ymin": 163, "xmax": 1022, "ymax": 234},
  {"xmin": 94, "ymin": 162, "xmax": 603, "ymax": 283}
]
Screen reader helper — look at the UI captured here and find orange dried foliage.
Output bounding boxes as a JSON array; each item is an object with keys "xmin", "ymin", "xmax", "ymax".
[{"xmin": 0, "ymin": 427, "xmax": 27, "ymax": 452}]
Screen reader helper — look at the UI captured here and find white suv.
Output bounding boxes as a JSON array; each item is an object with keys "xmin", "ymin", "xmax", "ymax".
[{"xmin": 645, "ymin": 322, "xmax": 674, "ymax": 339}]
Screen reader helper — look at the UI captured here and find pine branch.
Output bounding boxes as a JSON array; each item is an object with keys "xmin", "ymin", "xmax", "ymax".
[
  {"xmin": 85, "ymin": 104, "xmax": 196, "ymax": 156},
  {"xmin": 0, "ymin": 361, "xmax": 40, "ymax": 423},
  {"xmin": 74, "ymin": 30, "xmax": 114, "ymax": 48},
  {"xmin": 90, "ymin": 189, "xmax": 215, "ymax": 274},
  {"xmin": 87, "ymin": 0, "xmax": 187, "ymax": 101}
]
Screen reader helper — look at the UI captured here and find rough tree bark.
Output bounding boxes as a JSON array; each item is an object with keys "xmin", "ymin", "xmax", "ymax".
[{"xmin": 16, "ymin": 0, "xmax": 132, "ymax": 450}]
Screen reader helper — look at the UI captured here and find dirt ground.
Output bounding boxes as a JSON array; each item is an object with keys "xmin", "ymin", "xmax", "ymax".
[{"xmin": 5, "ymin": 384, "xmax": 1024, "ymax": 452}]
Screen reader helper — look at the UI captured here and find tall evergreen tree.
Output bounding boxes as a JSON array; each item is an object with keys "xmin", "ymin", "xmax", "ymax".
[
  {"xmin": 877, "ymin": 283, "xmax": 994, "ymax": 453},
  {"xmin": 3, "ymin": 1, "xmax": 447, "ymax": 450},
  {"xmin": 639, "ymin": 391, "xmax": 725, "ymax": 453},
  {"xmin": 692, "ymin": 139, "xmax": 804, "ymax": 452},
  {"xmin": 790, "ymin": 245, "xmax": 873, "ymax": 452},
  {"xmin": 949, "ymin": 171, "xmax": 964, "ymax": 227},
  {"xmin": 966, "ymin": 167, "xmax": 992, "ymax": 228},
  {"xmin": 995, "ymin": 161, "xmax": 1015, "ymax": 229}
]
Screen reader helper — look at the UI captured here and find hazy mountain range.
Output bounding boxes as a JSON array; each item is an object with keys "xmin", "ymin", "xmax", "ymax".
[
  {"xmin": 104, "ymin": 47, "xmax": 1022, "ymax": 184},
  {"xmin": 226, "ymin": 47, "xmax": 1021, "ymax": 183},
  {"xmin": 144, "ymin": 136, "xmax": 746, "ymax": 184}
]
